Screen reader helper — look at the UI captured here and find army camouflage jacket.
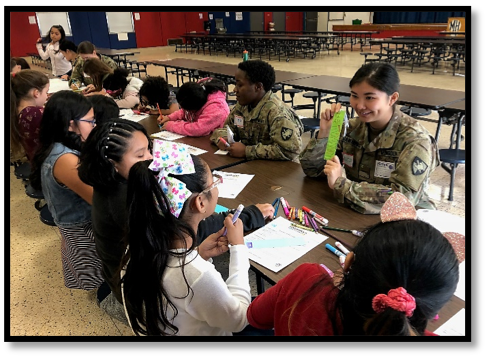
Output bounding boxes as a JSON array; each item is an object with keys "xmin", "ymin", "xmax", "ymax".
[
  {"xmin": 299, "ymin": 108, "xmax": 439, "ymax": 214},
  {"xmin": 210, "ymin": 91, "xmax": 304, "ymax": 161},
  {"xmin": 68, "ymin": 54, "xmax": 118, "ymax": 88}
]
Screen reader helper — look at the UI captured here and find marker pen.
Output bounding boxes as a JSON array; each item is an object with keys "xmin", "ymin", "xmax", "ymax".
[
  {"xmin": 273, "ymin": 201, "xmax": 280, "ymax": 219},
  {"xmin": 290, "ymin": 222, "xmax": 314, "ymax": 232},
  {"xmin": 325, "ymin": 243, "xmax": 345, "ymax": 258},
  {"xmin": 320, "ymin": 264, "xmax": 334, "ymax": 278},
  {"xmin": 302, "ymin": 206, "xmax": 329, "ymax": 225},
  {"xmin": 309, "ymin": 217, "xmax": 320, "ymax": 232},
  {"xmin": 279, "ymin": 197, "xmax": 290, "ymax": 217},
  {"xmin": 339, "ymin": 255, "xmax": 346, "ymax": 268},
  {"xmin": 218, "ymin": 137, "xmax": 230, "ymax": 148},
  {"xmin": 156, "ymin": 103, "xmax": 163, "ymax": 130},
  {"xmin": 222, "ymin": 204, "xmax": 244, "ymax": 236},
  {"xmin": 335, "ymin": 241, "xmax": 350, "ymax": 255}
]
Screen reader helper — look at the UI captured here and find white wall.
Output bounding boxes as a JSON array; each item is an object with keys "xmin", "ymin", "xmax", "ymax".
[{"xmin": 319, "ymin": 12, "xmax": 373, "ymax": 31}]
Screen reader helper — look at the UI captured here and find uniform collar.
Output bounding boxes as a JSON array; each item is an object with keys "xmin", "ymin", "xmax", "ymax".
[{"xmin": 239, "ymin": 91, "xmax": 272, "ymax": 120}]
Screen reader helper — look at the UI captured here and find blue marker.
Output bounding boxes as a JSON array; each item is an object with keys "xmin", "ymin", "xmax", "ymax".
[
  {"xmin": 325, "ymin": 243, "xmax": 345, "ymax": 258},
  {"xmin": 273, "ymin": 200, "xmax": 280, "ymax": 219},
  {"xmin": 223, "ymin": 204, "xmax": 244, "ymax": 236}
]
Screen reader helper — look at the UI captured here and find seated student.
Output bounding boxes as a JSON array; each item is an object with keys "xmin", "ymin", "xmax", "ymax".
[
  {"xmin": 103, "ymin": 66, "xmax": 144, "ymax": 109},
  {"xmin": 78, "ymin": 58, "xmax": 110, "ymax": 96},
  {"xmin": 78, "ymin": 119, "xmax": 153, "ymax": 323},
  {"xmin": 78, "ymin": 125, "xmax": 274, "ymax": 322},
  {"xmin": 299, "ymin": 63, "xmax": 439, "ymax": 214},
  {"xmin": 137, "ymin": 76, "xmax": 179, "ymax": 116},
  {"xmin": 58, "ymin": 40, "xmax": 79, "ymax": 80},
  {"xmin": 210, "ymin": 60, "xmax": 303, "ymax": 161},
  {"xmin": 69, "ymin": 41, "xmax": 118, "ymax": 90},
  {"xmin": 10, "ymin": 70, "xmax": 50, "ymax": 163},
  {"xmin": 121, "ymin": 140, "xmax": 273, "ymax": 336},
  {"xmin": 10, "ymin": 58, "xmax": 21, "ymax": 73},
  {"xmin": 30, "ymin": 90, "xmax": 103, "ymax": 291},
  {"xmin": 247, "ymin": 192, "xmax": 460, "ymax": 336},
  {"xmin": 86, "ymin": 95, "xmax": 120, "ymax": 126},
  {"xmin": 158, "ymin": 77, "xmax": 229, "ymax": 137},
  {"xmin": 12, "ymin": 57, "xmax": 31, "ymax": 71}
]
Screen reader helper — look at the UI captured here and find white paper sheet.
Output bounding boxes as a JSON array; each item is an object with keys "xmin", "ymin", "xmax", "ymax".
[
  {"xmin": 179, "ymin": 143, "xmax": 207, "ymax": 156},
  {"xmin": 150, "ymin": 131, "xmax": 185, "ymax": 141},
  {"xmin": 212, "ymin": 170, "xmax": 254, "ymax": 199},
  {"xmin": 119, "ymin": 109, "xmax": 149, "ymax": 122},
  {"xmin": 434, "ymin": 308, "xmax": 466, "ymax": 336},
  {"xmin": 243, "ymin": 217, "xmax": 328, "ymax": 272},
  {"xmin": 416, "ymin": 209, "xmax": 465, "ymax": 235},
  {"xmin": 48, "ymin": 78, "xmax": 70, "ymax": 93},
  {"xmin": 214, "ymin": 150, "xmax": 229, "ymax": 155},
  {"xmin": 454, "ymin": 262, "xmax": 465, "ymax": 301}
]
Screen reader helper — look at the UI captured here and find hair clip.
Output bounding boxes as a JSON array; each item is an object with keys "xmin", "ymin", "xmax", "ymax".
[
  {"xmin": 12, "ymin": 72, "xmax": 16, "ymax": 78},
  {"xmin": 372, "ymin": 287, "xmax": 416, "ymax": 318},
  {"xmin": 380, "ymin": 192, "xmax": 417, "ymax": 223},
  {"xmin": 443, "ymin": 231, "xmax": 465, "ymax": 264}
]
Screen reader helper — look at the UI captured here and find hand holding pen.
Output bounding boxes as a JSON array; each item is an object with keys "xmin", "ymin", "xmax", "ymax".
[
  {"xmin": 222, "ymin": 204, "xmax": 244, "ymax": 237},
  {"xmin": 156, "ymin": 103, "xmax": 169, "ymax": 129},
  {"xmin": 223, "ymin": 209, "xmax": 245, "ymax": 246},
  {"xmin": 218, "ymin": 137, "xmax": 231, "ymax": 150}
]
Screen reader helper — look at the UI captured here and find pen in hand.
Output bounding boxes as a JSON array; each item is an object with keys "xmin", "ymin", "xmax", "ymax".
[
  {"xmin": 156, "ymin": 103, "xmax": 163, "ymax": 130},
  {"xmin": 222, "ymin": 204, "xmax": 244, "ymax": 237},
  {"xmin": 218, "ymin": 137, "xmax": 230, "ymax": 148}
]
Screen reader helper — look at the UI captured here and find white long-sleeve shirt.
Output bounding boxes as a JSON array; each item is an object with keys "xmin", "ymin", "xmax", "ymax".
[
  {"xmin": 36, "ymin": 41, "xmax": 72, "ymax": 76},
  {"xmin": 115, "ymin": 76, "xmax": 144, "ymax": 109},
  {"xmin": 122, "ymin": 244, "xmax": 251, "ymax": 336}
]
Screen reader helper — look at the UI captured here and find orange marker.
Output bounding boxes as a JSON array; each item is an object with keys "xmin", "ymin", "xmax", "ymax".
[{"xmin": 218, "ymin": 137, "xmax": 230, "ymax": 147}]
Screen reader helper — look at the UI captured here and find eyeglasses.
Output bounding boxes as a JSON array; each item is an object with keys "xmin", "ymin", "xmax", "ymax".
[
  {"xmin": 198, "ymin": 174, "xmax": 223, "ymax": 196},
  {"xmin": 140, "ymin": 99, "xmax": 155, "ymax": 109},
  {"xmin": 74, "ymin": 118, "xmax": 96, "ymax": 127}
]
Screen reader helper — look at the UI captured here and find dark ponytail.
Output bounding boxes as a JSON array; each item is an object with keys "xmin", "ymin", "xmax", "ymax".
[{"xmin": 176, "ymin": 77, "xmax": 226, "ymax": 112}]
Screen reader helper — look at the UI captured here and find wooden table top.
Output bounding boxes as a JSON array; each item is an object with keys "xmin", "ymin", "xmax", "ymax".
[
  {"xmin": 146, "ymin": 58, "xmax": 225, "ymax": 70},
  {"xmin": 217, "ymin": 158, "xmax": 465, "ymax": 334},
  {"xmin": 282, "ymin": 75, "xmax": 465, "ymax": 111},
  {"xmin": 138, "ymin": 115, "xmax": 247, "ymax": 171}
]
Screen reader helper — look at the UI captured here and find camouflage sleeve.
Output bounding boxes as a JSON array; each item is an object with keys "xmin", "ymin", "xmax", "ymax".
[
  {"xmin": 209, "ymin": 108, "xmax": 236, "ymax": 144},
  {"xmin": 68, "ymin": 59, "xmax": 94, "ymax": 88},
  {"xmin": 333, "ymin": 137, "xmax": 438, "ymax": 214},
  {"xmin": 245, "ymin": 114, "xmax": 302, "ymax": 161},
  {"xmin": 106, "ymin": 57, "xmax": 118, "ymax": 70},
  {"xmin": 299, "ymin": 136, "xmax": 329, "ymax": 177},
  {"xmin": 68, "ymin": 60, "xmax": 84, "ymax": 87}
]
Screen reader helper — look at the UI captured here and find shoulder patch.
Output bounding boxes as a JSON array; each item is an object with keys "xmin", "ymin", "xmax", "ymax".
[
  {"xmin": 281, "ymin": 127, "xmax": 294, "ymax": 141},
  {"xmin": 412, "ymin": 156, "xmax": 428, "ymax": 175}
]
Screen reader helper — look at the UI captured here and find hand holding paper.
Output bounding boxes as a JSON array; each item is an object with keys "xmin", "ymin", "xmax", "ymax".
[
  {"xmin": 227, "ymin": 126, "xmax": 235, "ymax": 144},
  {"xmin": 324, "ymin": 110, "xmax": 346, "ymax": 160}
]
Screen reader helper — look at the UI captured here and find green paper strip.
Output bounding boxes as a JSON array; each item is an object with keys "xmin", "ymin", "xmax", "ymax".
[{"xmin": 324, "ymin": 111, "xmax": 345, "ymax": 160}]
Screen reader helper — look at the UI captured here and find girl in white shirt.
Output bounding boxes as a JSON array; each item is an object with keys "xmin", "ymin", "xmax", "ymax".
[
  {"xmin": 121, "ymin": 140, "xmax": 251, "ymax": 336},
  {"xmin": 35, "ymin": 25, "xmax": 72, "ymax": 77}
]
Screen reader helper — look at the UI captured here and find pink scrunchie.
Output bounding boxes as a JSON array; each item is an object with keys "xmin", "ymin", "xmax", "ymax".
[{"xmin": 372, "ymin": 287, "xmax": 416, "ymax": 317}]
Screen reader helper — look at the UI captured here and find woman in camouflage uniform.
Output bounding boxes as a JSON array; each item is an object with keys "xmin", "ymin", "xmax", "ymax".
[{"xmin": 300, "ymin": 63, "xmax": 439, "ymax": 214}]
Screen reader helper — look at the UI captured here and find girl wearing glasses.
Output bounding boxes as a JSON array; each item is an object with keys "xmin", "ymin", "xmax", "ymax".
[
  {"xmin": 30, "ymin": 90, "xmax": 103, "ymax": 291},
  {"xmin": 121, "ymin": 140, "xmax": 272, "ymax": 336}
]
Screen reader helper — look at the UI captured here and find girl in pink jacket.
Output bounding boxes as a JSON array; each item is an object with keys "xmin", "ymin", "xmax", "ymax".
[{"xmin": 158, "ymin": 77, "xmax": 229, "ymax": 137}]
